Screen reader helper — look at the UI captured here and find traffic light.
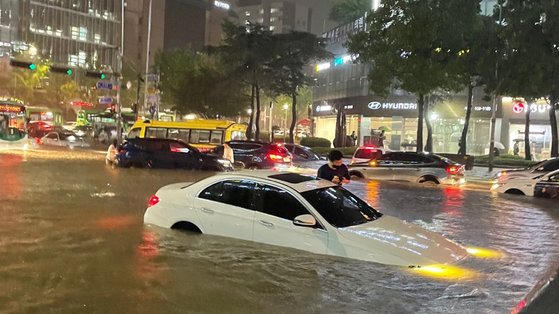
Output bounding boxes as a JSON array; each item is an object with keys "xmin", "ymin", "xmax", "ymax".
[
  {"xmin": 50, "ymin": 66, "xmax": 74, "ymax": 76},
  {"xmin": 10, "ymin": 59, "xmax": 37, "ymax": 71},
  {"xmin": 85, "ymin": 70, "xmax": 108, "ymax": 79}
]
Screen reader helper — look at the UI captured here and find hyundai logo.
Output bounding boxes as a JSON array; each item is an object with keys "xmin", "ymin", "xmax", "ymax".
[{"xmin": 368, "ymin": 101, "xmax": 382, "ymax": 110}]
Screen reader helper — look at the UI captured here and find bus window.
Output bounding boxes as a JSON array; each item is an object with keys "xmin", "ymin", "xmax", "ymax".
[
  {"xmin": 190, "ymin": 130, "xmax": 210, "ymax": 143},
  {"xmin": 128, "ymin": 128, "xmax": 141, "ymax": 139},
  {"xmin": 146, "ymin": 127, "xmax": 167, "ymax": 138},
  {"xmin": 231, "ymin": 130, "xmax": 246, "ymax": 140},
  {"xmin": 210, "ymin": 130, "xmax": 223, "ymax": 144},
  {"xmin": 168, "ymin": 128, "xmax": 190, "ymax": 142}
]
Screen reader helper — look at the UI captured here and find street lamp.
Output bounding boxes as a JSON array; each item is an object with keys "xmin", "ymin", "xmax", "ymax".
[{"xmin": 283, "ymin": 103, "xmax": 289, "ymax": 141}]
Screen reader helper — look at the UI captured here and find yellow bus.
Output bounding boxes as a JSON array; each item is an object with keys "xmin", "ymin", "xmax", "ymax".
[{"xmin": 127, "ymin": 119, "xmax": 247, "ymax": 151}]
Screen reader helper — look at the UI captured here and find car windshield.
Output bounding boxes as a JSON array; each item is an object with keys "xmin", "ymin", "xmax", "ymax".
[{"xmin": 301, "ymin": 186, "xmax": 382, "ymax": 228}]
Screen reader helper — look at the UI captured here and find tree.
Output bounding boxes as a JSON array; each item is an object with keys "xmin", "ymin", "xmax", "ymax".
[
  {"xmin": 452, "ymin": 15, "xmax": 500, "ymax": 156},
  {"xmin": 218, "ymin": 21, "xmax": 276, "ymax": 140},
  {"xmin": 498, "ymin": 0, "xmax": 556, "ymax": 160},
  {"xmin": 8, "ymin": 62, "xmax": 50, "ymax": 105},
  {"xmin": 155, "ymin": 49, "xmax": 247, "ymax": 118},
  {"xmin": 347, "ymin": 0, "xmax": 477, "ymax": 152},
  {"xmin": 329, "ymin": 0, "xmax": 370, "ymax": 24},
  {"xmin": 271, "ymin": 31, "xmax": 330, "ymax": 143}
]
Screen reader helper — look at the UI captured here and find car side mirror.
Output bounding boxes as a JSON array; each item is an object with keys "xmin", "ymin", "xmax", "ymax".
[{"xmin": 293, "ymin": 214, "xmax": 316, "ymax": 227}]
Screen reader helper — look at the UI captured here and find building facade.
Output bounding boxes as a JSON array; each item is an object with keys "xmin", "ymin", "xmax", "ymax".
[
  {"xmin": 311, "ymin": 0, "xmax": 557, "ymax": 159},
  {"xmin": 0, "ymin": 0, "xmax": 121, "ymax": 71},
  {"xmin": 234, "ymin": 0, "xmax": 312, "ymax": 34}
]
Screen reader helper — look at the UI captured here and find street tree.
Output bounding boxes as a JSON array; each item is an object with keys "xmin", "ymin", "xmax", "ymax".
[
  {"xmin": 329, "ymin": 0, "xmax": 370, "ymax": 24},
  {"xmin": 347, "ymin": 0, "xmax": 478, "ymax": 152},
  {"xmin": 155, "ymin": 49, "xmax": 246, "ymax": 118},
  {"xmin": 271, "ymin": 31, "xmax": 330, "ymax": 143},
  {"xmin": 218, "ymin": 21, "xmax": 276, "ymax": 140},
  {"xmin": 452, "ymin": 15, "xmax": 500, "ymax": 156},
  {"xmin": 499, "ymin": 0, "xmax": 559, "ymax": 158}
]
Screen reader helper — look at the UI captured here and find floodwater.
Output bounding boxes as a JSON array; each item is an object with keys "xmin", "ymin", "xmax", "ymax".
[{"xmin": 1, "ymin": 148, "xmax": 558, "ymax": 313}]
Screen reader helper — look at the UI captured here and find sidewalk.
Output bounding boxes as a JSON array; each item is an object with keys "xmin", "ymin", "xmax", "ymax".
[{"xmin": 464, "ymin": 166, "xmax": 504, "ymax": 183}]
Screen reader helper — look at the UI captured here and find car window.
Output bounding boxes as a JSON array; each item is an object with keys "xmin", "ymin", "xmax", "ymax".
[
  {"xmin": 293, "ymin": 146, "xmax": 310, "ymax": 159},
  {"xmin": 302, "ymin": 186, "xmax": 382, "ymax": 228},
  {"xmin": 549, "ymin": 174, "xmax": 559, "ymax": 182},
  {"xmin": 231, "ymin": 143, "xmax": 262, "ymax": 151},
  {"xmin": 258, "ymin": 185, "xmax": 310, "ymax": 221},
  {"xmin": 543, "ymin": 160, "xmax": 559, "ymax": 172},
  {"xmin": 47, "ymin": 133, "xmax": 58, "ymax": 139},
  {"xmin": 199, "ymin": 180, "xmax": 257, "ymax": 210}
]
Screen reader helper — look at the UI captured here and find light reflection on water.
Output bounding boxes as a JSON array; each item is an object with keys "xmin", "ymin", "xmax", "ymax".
[{"xmin": 1, "ymin": 150, "xmax": 558, "ymax": 313}]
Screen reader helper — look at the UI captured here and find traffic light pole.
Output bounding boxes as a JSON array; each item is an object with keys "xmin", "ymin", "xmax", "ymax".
[{"xmin": 116, "ymin": 0, "xmax": 125, "ymax": 145}]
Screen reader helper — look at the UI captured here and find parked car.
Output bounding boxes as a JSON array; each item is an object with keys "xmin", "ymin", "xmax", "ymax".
[
  {"xmin": 495, "ymin": 158, "xmax": 559, "ymax": 185},
  {"xmin": 27, "ymin": 121, "xmax": 55, "ymax": 138},
  {"xmin": 211, "ymin": 140, "xmax": 292, "ymax": 169},
  {"xmin": 350, "ymin": 145, "xmax": 384, "ymax": 165},
  {"xmin": 283, "ymin": 143, "xmax": 325, "ymax": 162},
  {"xmin": 143, "ymin": 171, "xmax": 469, "ymax": 266},
  {"xmin": 348, "ymin": 151, "xmax": 465, "ymax": 185},
  {"xmin": 40, "ymin": 131, "xmax": 90, "ymax": 148},
  {"xmin": 492, "ymin": 169, "xmax": 559, "ymax": 198},
  {"xmin": 116, "ymin": 138, "xmax": 233, "ymax": 171}
]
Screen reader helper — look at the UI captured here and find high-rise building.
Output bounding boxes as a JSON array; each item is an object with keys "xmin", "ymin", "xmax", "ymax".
[
  {"xmin": 234, "ymin": 0, "xmax": 312, "ymax": 34},
  {"xmin": 124, "ymin": 0, "xmax": 237, "ymax": 71},
  {"xmin": 0, "ymin": 0, "xmax": 121, "ymax": 71}
]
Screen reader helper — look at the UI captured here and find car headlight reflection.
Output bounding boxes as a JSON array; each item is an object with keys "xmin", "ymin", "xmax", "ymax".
[{"xmin": 408, "ymin": 264, "xmax": 477, "ymax": 280}]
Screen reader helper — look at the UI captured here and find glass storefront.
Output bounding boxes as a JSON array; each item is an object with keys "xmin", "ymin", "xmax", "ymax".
[{"xmin": 508, "ymin": 122, "xmax": 552, "ymax": 160}]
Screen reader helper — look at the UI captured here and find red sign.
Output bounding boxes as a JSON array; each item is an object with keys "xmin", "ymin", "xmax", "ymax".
[
  {"xmin": 71, "ymin": 101, "xmax": 94, "ymax": 107},
  {"xmin": 512, "ymin": 102, "xmax": 525, "ymax": 113},
  {"xmin": 0, "ymin": 104, "xmax": 25, "ymax": 113}
]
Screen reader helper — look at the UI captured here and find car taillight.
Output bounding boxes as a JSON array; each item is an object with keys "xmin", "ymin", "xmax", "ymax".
[
  {"xmin": 147, "ymin": 195, "xmax": 159, "ymax": 207},
  {"xmin": 446, "ymin": 165, "xmax": 464, "ymax": 175},
  {"xmin": 268, "ymin": 153, "xmax": 284, "ymax": 161}
]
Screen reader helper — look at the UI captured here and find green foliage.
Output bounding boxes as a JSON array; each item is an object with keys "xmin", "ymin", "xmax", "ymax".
[
  {"xmin": 155, "ymin": 49, "xmax": 247, "ymax": 117},
  {"xmin": 301, "ymin": 137, "xmax": 332, "ymax": 148},
  {"xmin": 347, "ymin": 0, "xmax": 481, "ymax": 152},
  {"xmin": 329, "ymin": 0, "xmax": 370, "ymax": 24},
  {"xmin": 474, "ymin": 154, "xmax": 537, "ymax": 168}
]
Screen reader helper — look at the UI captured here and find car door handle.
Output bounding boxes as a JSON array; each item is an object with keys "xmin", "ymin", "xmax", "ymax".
[
  {"xmin": 200, "ymin": 207, "xmax": 214, "ymax": 214},
  {"xmin": 259, "ymin": 220, "xmax": 274, "ymax": 228}
]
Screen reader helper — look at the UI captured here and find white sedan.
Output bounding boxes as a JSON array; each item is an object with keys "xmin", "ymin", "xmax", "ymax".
[
  {"xmin": 41, "ymin": 131, "xmax": 90, "ymax": 148},
  {"xmin": 144, "ymin": 172, "xmax": 468, "ymax": 267},
  {"xmin": 492, "ymin": 169, "xmax": 559, "ymax": 197}
]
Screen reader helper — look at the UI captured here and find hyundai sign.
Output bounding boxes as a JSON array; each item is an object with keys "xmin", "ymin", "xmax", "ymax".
[{"xmin": 367, "ymin": 102, "xmax": 417, "ymax": 110}]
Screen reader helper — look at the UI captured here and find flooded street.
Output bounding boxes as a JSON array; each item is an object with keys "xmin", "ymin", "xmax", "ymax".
[{"xmin": 1, "ymin": 149, "xmax": 558, "ymax": 313}]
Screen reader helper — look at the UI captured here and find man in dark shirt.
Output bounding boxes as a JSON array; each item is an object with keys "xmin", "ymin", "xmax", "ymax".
[{"xmin": 317, "ymin": 150, "xmax": 350, "ymax": 185}]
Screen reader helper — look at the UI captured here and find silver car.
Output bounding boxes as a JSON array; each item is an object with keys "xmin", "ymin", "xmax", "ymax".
[
  {"xmin": 348, "ymin": 152, "xmax": 465, "ymax": 185},
  {"xmin": 41, "ymin": 131, "xmax": 90, "ymax": 149}
]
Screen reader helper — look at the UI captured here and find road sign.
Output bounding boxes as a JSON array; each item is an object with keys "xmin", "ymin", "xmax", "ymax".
[
  {"xmin": 98, "ymin": 96, "xmax": 113, "ymax": 105},
  {"xmin": 96, "ymin": 81, "xmax": 114, "ymax": 90}
]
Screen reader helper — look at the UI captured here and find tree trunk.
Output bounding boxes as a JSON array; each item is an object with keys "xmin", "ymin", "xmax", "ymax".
[
  {"xmin": 550, "ymin": 94, "xmax": 558, "ymax": 157},
  {"xmin": 255, "ymin": 83, "xmax": 261, "ymax": 141},
  {"xmin": 459, "ymin": 84, "xmax": 474, "ymax": 156},
  {"xmin": 424, "ymin": 95, "xmax": 433, "ymax": 153},
  {"xmin": 524, "ymin": 100, "xmax": 531, "ymax": 161},
  {"xmin": 416, "ymin": 94, "xmax": 424, "ymax": 152},
  {"xmin": 289, "ymin": 89, "xmax": 297, "ymax": 144},
  {"xmin": 247, "ymin": 84, "xmax": 255, "ymax": 140}
]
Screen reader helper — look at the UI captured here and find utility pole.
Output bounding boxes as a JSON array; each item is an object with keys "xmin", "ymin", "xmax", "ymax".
[
  {"xmin": 488, "ymin": 4, "xmax": 503, "ymax": 172},
  {"xmin": 143, "ymin": 0, "xmax": 153, "ymax": 118},
  {"xmin": 116, "ymin": 0, "xmax": 125, "ymax": 145}
]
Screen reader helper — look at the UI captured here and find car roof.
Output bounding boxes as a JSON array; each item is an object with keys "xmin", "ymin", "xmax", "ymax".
[{"xmin": 207, "ymin": 171, "xmax": 337, "ymax": 193}]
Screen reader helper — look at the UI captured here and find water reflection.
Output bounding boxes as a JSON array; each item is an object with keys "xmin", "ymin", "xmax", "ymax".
[{"xmin": 441, "ymin": 187, "xmax": 464, "ymax": 217}]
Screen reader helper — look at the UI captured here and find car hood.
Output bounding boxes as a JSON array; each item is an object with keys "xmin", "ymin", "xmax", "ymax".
[{"xmin": 337, "ymin": 215, "xmax": 468, "ymax": 266}]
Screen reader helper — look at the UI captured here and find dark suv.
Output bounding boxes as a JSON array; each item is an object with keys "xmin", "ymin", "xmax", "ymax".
[
  {"xmin": 116, "ymin": 138, "xmax": 233, "ymax": 171},
  {"xmin": 211, "ymin": 141, "xmax": 292, "ymax": 169},
  {"xmin": 348, "ymin": 151, "xmax": 465, "ymax": 185}
]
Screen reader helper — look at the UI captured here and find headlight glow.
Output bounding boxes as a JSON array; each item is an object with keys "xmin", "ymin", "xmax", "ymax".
[
  {"xmin": 466, "ymin": 246, "xmax": 505, "ymax": 259},
  {"xmin": 408, "ymin": 264, "xmax": 477, "ymax": 280}
]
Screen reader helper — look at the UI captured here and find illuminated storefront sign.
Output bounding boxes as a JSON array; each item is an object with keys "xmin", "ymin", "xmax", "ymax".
[
  {"xmin": 512, "ymin": 102, "xmax": 550, "ymax": 114},
  {"xmin": 214, "ymin": 1, "xmax": 230, "ymax": 10},
  {"xmin": 367, "ymin": 101, "xmax": 417, "ymax": 110},
  {"xmin": 315, "ymin": 104, "xmax": 353, "ymax": 112}
]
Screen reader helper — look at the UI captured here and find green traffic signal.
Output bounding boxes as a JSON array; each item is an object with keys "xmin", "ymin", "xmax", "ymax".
[
  {"xmin": 28, "ymin": 63, "xmax": 37, "ymax": 71},
  {"xmin": 100, "ymin": 73, "xmax": 106, "ymax": 80},
  {"xmin": 67, "ymin": 69, "xmax": 73, "ymax": 75}
]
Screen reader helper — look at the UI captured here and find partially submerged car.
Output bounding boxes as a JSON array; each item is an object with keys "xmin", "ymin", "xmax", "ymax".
[
  {"xmin": 492, "ymin": 169, "xmax": 559, "ymax": 198},
  {"xmin": 144, "ymin": 171, "xmax": 469, "ymax": 267}
]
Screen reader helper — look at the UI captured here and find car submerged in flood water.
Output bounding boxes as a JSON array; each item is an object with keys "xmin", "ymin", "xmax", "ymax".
[{"xmin": 144, "ymin": 172, "xmax": 469, "ymax": 267}]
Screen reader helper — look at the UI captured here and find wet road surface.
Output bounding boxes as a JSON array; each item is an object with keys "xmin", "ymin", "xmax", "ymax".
[{"xmin": 1, "ymin": 148, "xmax": 558, "ymax": 313}]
